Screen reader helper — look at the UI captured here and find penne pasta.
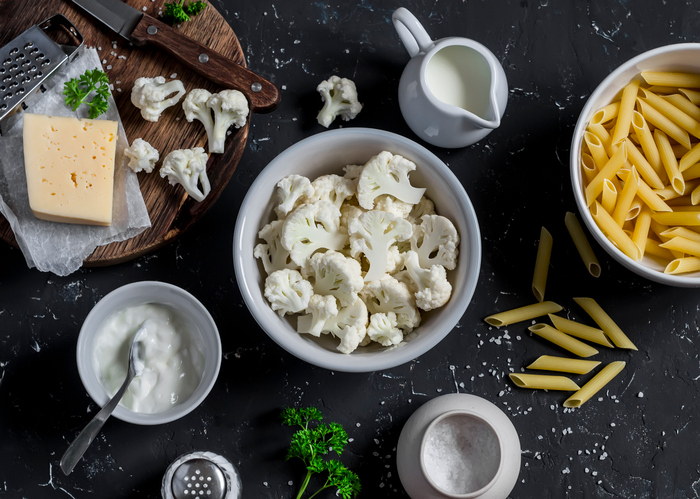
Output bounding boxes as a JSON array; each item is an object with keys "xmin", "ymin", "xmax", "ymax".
[
  {"xmin": 639, "ymin": 88, "xmax": 700, "ymax": 139},
  {"xmin": 581, "ymin": 153, "xmax": 598, "ymax": 183},
  {"xmin": 612, "ymin": 80, "xmax": 640, "ymax": 144},
  {"xmin": 564, "ymin": 212, "xmax": 601, "ymax": 277},
  {"xmin": 635, "ymin": 176, "xmax": 672, "ymax": 212},
  {"xmin": 647, "ymin": 85, "xmax": 681, "ymax": 94},
  {"xmin": 591, "ymin": 101, "xmax": 620, "ymax": 124},
  {"xmin": 661, "ymin": 93, "xmax": 700, "ymax": 123},
  {"xmin": 586, "ymin": 143, "xmax": 627, "ymax": 206},
  {"xmin": 680, "ymin": 88, "xmax": 700, "ymax": 105},
  {"xmin": 584, "ymin": 131, "xmax": 609, "ymax": 170},
  {"xmin": 679, "ymin": 142, "xmax": 700, "ymax": 172},
  {"xmin": 651, "ymin": 211, "xmax": 700, "ymax": 225},
  {"xmin": 529, "ymin": 323, "xmax": 599, "ymax": 358},
  {"xmin": 563, "ymin": 361, "xmax": 626, "ymax": 408},
  {"xmin": 573, "ymin": 297, "xmax": 637, "ymax": 350},
  {"xmin": 665, "ymin": 257, "xmax": 700, "ymax": 274},
  {"xmin": 626, "ymin": 198, "xmax": 642, "ymax": 221},
  {"xmin": 601, "ymin": 179, "xmax": 617, "ymax": 213},
  {"xmin": 623, "ymin": 137, "xmax": 664, "ymax": 189},
  {"xmin": 526, "ymin": 355, "xmax": 601, "ymax": 375},
  {"xmin": 661, "ymin": 226, "xmax": 700, "ymax": 243},
  {"xmin": 645, "ymin": 238, "xmax": 675, "ymax": 260},
  {"xmin": 654, "ymin": 129, "xmax": 685, "ymax": 195},
  {"xmin": 692, "ymin": 184, "xmax": 700, "ymax": 206},
  {"xmin": 484, "ymin": 301, "xmax": 562, "ymax": 327},
  {"xmin": 672, "ymin": 143, "xmax": 690, "ymax": 159},
  {"xmin": 637, "ymin": 97, "xmax": 692, "ymax": 149},
  {"xmin": 590, "ymin": 201, "xmax": 641, "ymax": 261},
  {"xmin": 532, "ymin": 227, "xmax": 553, "ymax": 302},
  {"xmin": 641, "ymin": 71, "xmax": 700, "ymax": 88},
  {"xmin": 587, "ymin": 122, "xmax": 614, "ymax": 156},
  {"xmin": 632, "ymin": 111, "xmax": 663, "ymax": 179},
  {"xmin": 509, "ymin": 373, "xmax": 580, "ymax": 391},
  {"xmin": 632, "ymin": 205, "xmax": 652, "ymax": 256},
  {"xmin": 548, "ymin": 314, "xmax": 614, "ymax": 347},
  {"xmin": 682, "ymin": 163, "xmax": 700, "ymax": 180},
  {"xmin": 659, "ymin": 236, "xmax": 700, "ymax": 258}
]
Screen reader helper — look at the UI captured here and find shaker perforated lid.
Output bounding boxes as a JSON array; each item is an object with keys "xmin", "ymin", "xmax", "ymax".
[{"xmin": 171, "ymin": 459, "xmax": 226, "ymax": 499}]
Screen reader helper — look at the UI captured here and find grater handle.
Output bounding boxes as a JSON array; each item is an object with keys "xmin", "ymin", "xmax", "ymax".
[{"xmin": 130, "ymin": 15, "xmax": 280, "ymax": 114}]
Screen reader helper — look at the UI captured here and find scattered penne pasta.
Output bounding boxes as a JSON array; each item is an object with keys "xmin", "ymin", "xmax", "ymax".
[
  {"xmin": 509, "ymin": 373, "xmax": 580, "ymax": 391},
  {"xmin": 526, "ymin": 355, "xmax": 601, "ymax": 374},
  {"xmin": 484, "ymin": 301, "xmax": 562, "ymax": 327},
  {"xmin": 564, "ymin": 212, "xmax": 601, "ymax": 277},
  {"xmin": 532, "ymin": 227, "xmax": 553, "ymax": 302},
  {"xmin": 563, "ymin": 361, "xmax": 626, "ymax": 408},
  {"xmin": 528, "ymin": 323, "xmax": 599, "ymax": 358},
  {"xmin": 548, "ymin": 314, "xmax": 613, "ymax": 347},
  {"xmin": 573, "ymin": 297, "xmax": 637, "ymax": 350}
]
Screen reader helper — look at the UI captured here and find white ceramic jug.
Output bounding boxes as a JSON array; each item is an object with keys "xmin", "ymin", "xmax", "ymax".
[{"xmin": 393, "ymin": 8, "xmax": 508, "ymax": 148}]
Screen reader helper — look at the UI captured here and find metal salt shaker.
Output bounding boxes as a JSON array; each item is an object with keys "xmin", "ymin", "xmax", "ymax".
[{"xmin": 162, "ymin": 451, "xmax": 241, "ymax": 499}]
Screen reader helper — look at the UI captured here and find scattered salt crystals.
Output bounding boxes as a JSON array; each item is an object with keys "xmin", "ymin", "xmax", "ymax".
[
  {"xmin": 372, "ymin": 452, "xmax": 379, "ymax": 457},
  {"xmin": 498, "ymin": 390, "xmax": 505, "ymax": 397},
  {"xmin": 610, "ymin": 423, "xmax": 616, "ymax": 427},
  {"xmin": 537, "ymin": 435, "xmax": 543, "ymax": 440},
  {"xmin": 374, "ymin": 439, "xmax": 380, "ymax": 445},
  {"xmin": 356, "ymin": 423, "xmax": 361, "ymax": 427},
  {"xmin": 578, "ymin": 450, "xmax": 582, "ymax": 455},
  {"xmin": 592, "ymin": 471, "xmax": 598, "ymax": 476},
  {"xmin": 422, "ymin": 415, "xmax": 500, "ymax": 495},
  {"xmin": 106, "ymin": 65, "xmax": 112, "ymax": 70},
  {"xmin": 98, "ymin": 46, "xmax": 102, "ymax": 50},
  {"xmin": 585, "ymin": 467, "xmax": 590, "ymax": 473},
  {"xmin": 599, "ymin": 452, "xmax": 608, "ymax": 460},
  {"xmin": 437, "ymin": 388, "xmax": 443, "ymax": 393},
  {"xmin": 262, "ymin": 482, "xmax": 268, "ymax": 486},
  {"xmin": 170, "ymin": 73, "xmax": 178, "ymax": 79},
  {"xmin": 348, "ymin": 438, "xmax": 354, "ymax": 443},
  {"xmin": 118, "ymin": 55, "xmax": 127, "ymax": 60},
  {"xmin": 562, "ymin": 467, "xmax": 570, "ymax": 474},
  {"xmin": 282, "ymin": 84, "xmax": 287, "ymax": 90},
  {"xmin": 142, "ymin": 6, "xmax": 147, "ymax": 10},
  {"xmin": 638, "ymin": 392, "xmax": 644, "ymax": 398},
  {"xmin": 102, "ymin": 59, "xmax": 107, "ymax": 64},
  {"xmin": 116, "ymin": 80, "xmax": 121, "ymax": 85},
  {"xmin": 379, "ymin": 483, "xmax": 385, "ymax": 488},
  {"xmin": 598, "ymin": 397, "xmax": 604, "ymax": 401}
]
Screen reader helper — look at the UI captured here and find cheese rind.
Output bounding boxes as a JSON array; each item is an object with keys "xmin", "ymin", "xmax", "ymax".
[{"xmin": 23, "ymin": 113, "xmax": 118, "ymax": 226}]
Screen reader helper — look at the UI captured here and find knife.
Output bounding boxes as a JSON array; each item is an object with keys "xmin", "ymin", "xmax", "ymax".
[{"xmin": 71, "ymin": 0, "xmax": 280, "ymax": 113}]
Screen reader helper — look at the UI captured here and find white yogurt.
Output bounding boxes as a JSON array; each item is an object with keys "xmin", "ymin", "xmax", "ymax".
[{"xmin": 93, "ymin": 303, "xmax": 206, "ymax": 414}]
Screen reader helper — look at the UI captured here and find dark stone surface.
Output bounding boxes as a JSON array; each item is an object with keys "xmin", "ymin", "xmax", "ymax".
[{"xmin": 2, "ymin": 0, "xmax": 700, "ymax": 497}]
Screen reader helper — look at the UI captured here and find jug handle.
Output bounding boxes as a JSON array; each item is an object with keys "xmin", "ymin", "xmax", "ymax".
[{"xmin": 392, "ymin": 8, "xmax": 433, "ymax": 58}]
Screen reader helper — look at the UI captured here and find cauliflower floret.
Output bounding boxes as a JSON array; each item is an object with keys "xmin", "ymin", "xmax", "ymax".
[
  {"xmin": 124, "ymin": 138, "xmax": 159, "ymax": 173},
  {"xmin": 131, "ymin": 76, "xmax": 186, "ymax": 122},
  {"xmin": 264, "ymin": 269, "xmax": 313, "ymax": 316},
  {"xmin": 254, "ymin": 220, "xmax": 298, "ymax": 275},
  {"xmin": 316, "ymin": 75, "xmax": 363, "ymax": 128},
  {"xmin": 302, "ymin": 251, "xmax": 364, "ymax": 307},
  {"xmin": 367, "ymin": 312, "xmax": 403, "ymax": 347},
  {"xmin": 159, "ymin": 147, "xmax": 210, "ymax": 202},
  {"xmin": 308, "ymin": 174, "xmax": 355, "ymax": 210},
  {"xmin": 280, "ymin": 201, "xmax": 348, "ymax": 266},
  {"xmin": 349, "ymin": 210, "xmax": 412, "ymax": 282},
  {"xmin": 407, "ymin": 196, "xmax": 436, "ymax": 224},
  {"xmin": 182, "ymin": 88, "xmax": 249, "ymax": 153},
  {"xmin": 361, "ymin": 276, "xmax": 421, "ymax": 332},
  {"xmin": 411, "ymin": 215, "xmax": 460, "ymax": 270},
  {"xmin": 386, "ymin": 246, "xmax": 406, "ymax": 274},
  {"xmin": 275, "ymin": 175, "xmax": 314, "ymax": 218},
  {"xmin": 375, "ymin": 195, "xmax": 414, "ymax": 219},
  {"xmin": 357, "ymin": 151, "xmax": 426, "ymax": 209},
  {"xmin": 322, "ymin": 298, "xmax": 368, "ymax": 354},
  {"xmin": 343, "ymin": 164, "xmax": 364, "ymax": 186},
  {"xmin": 404, "ymin": 251, "xmax": 452, "ymax": 311},
  {"xmin": 297, "ymin": 294, "xmax": 339, "ymax": 337},
  {"xmin": 340, "ymin": 204, "xmax": 365, "ymax": 235}
]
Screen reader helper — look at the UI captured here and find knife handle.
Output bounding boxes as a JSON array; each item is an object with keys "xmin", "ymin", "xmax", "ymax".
[{"xmin": 131, "ymin": 15, "xmax": 280, "ymax": 113}]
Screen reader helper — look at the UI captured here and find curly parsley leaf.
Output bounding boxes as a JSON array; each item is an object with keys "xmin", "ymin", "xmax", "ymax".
[
  {"xmin": 163, "ymin": 0, "xmax": 206, "ymax": 24},
  {"xmin": 281, "ymin": 407, "xmax": 360, "ymax": 499},
  {"xmin": 63, "ymin": 68, "xmax": 110, "ymax": 119}
]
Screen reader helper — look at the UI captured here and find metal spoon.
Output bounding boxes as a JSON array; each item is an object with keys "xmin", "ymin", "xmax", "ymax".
[{"xmin": 60, "ymin": 321, "xmax": 150, "ymax": 475}]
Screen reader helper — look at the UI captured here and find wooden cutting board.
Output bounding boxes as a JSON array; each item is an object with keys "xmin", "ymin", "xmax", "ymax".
[{"xmin": 0, "ymin": 0, "xmax": 258, "ymax": 266}]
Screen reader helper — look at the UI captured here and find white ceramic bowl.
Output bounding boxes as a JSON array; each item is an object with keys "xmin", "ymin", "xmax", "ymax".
[
  {"xmin": 233, "ymin": 128, "xmax": 481, "ymax": 372},
  {"xmin": 570, "ymin": 43, "xmax": 700, "ymax": 287},
  {"xmin": 76, "ymin": 281, "xmax": 222, "ymax": 425}
]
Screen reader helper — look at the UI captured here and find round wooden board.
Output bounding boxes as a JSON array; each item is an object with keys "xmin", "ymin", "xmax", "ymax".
[{"xmin": 0, "ymin": 0, "xmax": 249, "ymax": 266}]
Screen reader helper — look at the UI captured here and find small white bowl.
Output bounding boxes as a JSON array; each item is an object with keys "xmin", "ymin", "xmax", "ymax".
[
  {"xmin": 233, "ymin": 128, "xmax": 481, "ymax": 372},
  {"xmin": 76, "ymin": 281, "xmax": 222, "ymax": 425},
  {"xmin": 570, "ymin": 43, "xmax": 700, "ymax": 287}
]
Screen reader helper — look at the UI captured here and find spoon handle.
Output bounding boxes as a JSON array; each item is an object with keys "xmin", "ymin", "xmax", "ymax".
[{"xmin": 59, "ymin": 370, "xmax": 135, "ymax": 475}]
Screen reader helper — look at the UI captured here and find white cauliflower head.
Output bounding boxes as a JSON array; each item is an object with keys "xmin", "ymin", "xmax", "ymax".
[
  {"xmin": 308, "ymin": 174, "xmax": 355, "ymax": 210},
  {"xmin": 275, "ymin": 175, "xmax": 314, "ymax": 218},
  {"xmin": 407, "ymin": 196, "xmax": 436, "ymax": 224},
  {"xmin": 340, "ymin": 204, "xmax": 365, "ymax": 236},
  {"xmin": 349, "ymin": 210, "xmax": 413, "ymax": 282},
  {"xmin": 357, "ymin": 151, "xmax": 426, "ymax": 209},
  {"xmin": 343, "ymin": 164, "xmax": 364, "ymax": 186},
  {"xmin": 159, "ymin": 147, "xmax": 210, "ymax": 202},
  {"xmin": 183, "ymin": 88, "xmax": 249, "ymax": 153},
  {"xmin": 302, "ymin": 250, "xmax": 364, "ymax": 307},
  {"xmin": 374, "ymin": 195, "xmax": 414, "ymax": 219},
  {"xmin": 361, "ymin": 276, "xmax": 421, "ymax": 332},
  {"xmin": 280, "ymin": 201, "xmax": 348, "ymax": 266},
  {"xmin": 182, "ymin": 88, "xmax": 215, "ymax": 146},
  {"xmin": 316, "ymin": 75, "xmax": 363, "ymax": 128},
  {"xmin": 263, "ymin": 269, "xmax": 313, "ymax": 316},
  {"xmin": 411, "ymin": 215, "xmax": 460, "ymax": 270},
  {"xmin": 254, "ymin": 220, "xmax": 298, "ymax": 275},
  {"xmin": 322, "ymin": 298, "xmax": 368, "ymax": 354},
  {"xmin": 124, "ymin": 138, "xmax": 159, "ymax": 173},
  {"xmin": 296, "ymin": 294, "xmax": 339, "ymax": 337},
  {"xmin": 131, "ymin": 76, "xmax": 186, "ymax": 122},
  {"xmin": 367, "ymin": 312, "xmax": 403, "ymax": 347},
  {"xmin": 404, "ymin": 251, "xmax": 452, "ymax": 311}
]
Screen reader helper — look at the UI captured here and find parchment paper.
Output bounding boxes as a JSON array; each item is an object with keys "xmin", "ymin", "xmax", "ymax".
[{"xmin": 0, "ymin": 47, "xmax": 150, "ymax": 276}]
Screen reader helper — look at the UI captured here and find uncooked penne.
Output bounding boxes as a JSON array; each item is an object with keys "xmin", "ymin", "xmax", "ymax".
[
  {"xmin": 635, "ymin": 177, "xmax": 672, "ymax": 213},
  {"xmin": 584, "ymin": 131, "xmax": 609, "ymax": 171},
  {"xmin": 680, "ymin": 88, "xmax": 700, "ymax": 105},
  {"xmin": 529, "ymin": 323, "xmax": 599, "ymax": 358},
  {"xmin": 612, "ymin": 80, "xmax": 640, "ymax": 144},
  {"xmin": 632, "ymin": 205, "xmax": 652, "ymax": 256},
  {"xmin": 602, "ymin": 179, "xmax": 617, "ymax": 214},
  {"xmin": 573, "ymin": 297, "xmax": 637, "ymax": 350},
  {"xmin": 645, "ymin": 238, "xmax": 674, "ymax": 261},
  {"xmin": 662, "ymin": 94, "xmax": 700, "ymax": 123},
  {"xmin": 624, "ymin": 137, "xmax": 664, "ymax": 189},
  {"xmin": 632, "ymin": 111, "xmax": 663, "ymax": 178},
  {"xmin": 548, "ymin": 314, "xmax": 614, "ymax": 348},
  {"xmin": 532, "ymin": 227, "xmax": 553, "ymax": 302},
  {"xmin": 679, "ymin": 142, "xmax": 700, "ymax": 172},
  {"xmin": 654, "ymin": 129, "xmax": 685, "ymax": 195},
  {"xmin": 641, "ymin": 71, "xmax": 700, "ymax": 88},
  {"xmin": 509, "ymin": 373, "xmax": 580, "ymax": 391},
  {"xmin": 563, "ymin": 362, "xmax": 626, "ymax": 408},
  {"xmin": 587, "ymin": 122, "xmax": 614, "ymax": 156},
  {"xmin": 659, "ymin": 236, "xmax": 700, "ymax": 258},
  {"xmin": 652, "ymin": 211, "xmax": 700, "ymax": 225},
  {"xmin": 526, "ymin": 355, "xmax": 601, "ymax": 375},
  {"xmin": 590, "ymin": 201, "xmax": 641, "ymax": 261},
  {"xmin": 637, "ymin": 97, "xmax": 692, "ymax": 149},
  {"xmin": 682, "ymin": 163, "xmax": 700, "ymax": 181},
  {"xmin": 661, "ymin": 226, "xmax": 700, "ymax": 243},
  {"xmin": 484, "ymin": 301, "xmax": 562, "ymax": 327},
  {"xmin": 665, "ymin": 257, "xmax": 700, "ymax": 274},
  {"xmin": 626, "ymin": 198, "xmax": 642, "ymax": 221},
  {"xmin": 586, "ymin": 143, "xmax": 627, "ymax": 206},
  {"xmin": 591, "ymin": 101, "xmax": 620, "ymax": 124},
  {"xmin": 612, "ymin": 167, "xmax": 639, "ymax": 226},
  {"xmin": 639, "ymin": 88, "xmax": 700, "ymax": 139},
  {"xmin": 564, "ymin": 212, "xmax": 601, "ymax": 277},
  {"xmin": 581, "ymin": 153, "xmax": 598, "ymax": 183}
]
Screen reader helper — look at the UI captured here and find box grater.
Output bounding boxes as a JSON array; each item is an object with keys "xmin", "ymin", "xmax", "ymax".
[{"xmin": 0, "ymin": 14, "xmax": 83, "ymax": 135}]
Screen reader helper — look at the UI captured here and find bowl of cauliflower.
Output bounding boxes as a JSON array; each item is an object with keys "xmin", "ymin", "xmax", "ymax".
[{"xmin": 233, "ymin": 128, "xmax": 480, "ymax": 372}]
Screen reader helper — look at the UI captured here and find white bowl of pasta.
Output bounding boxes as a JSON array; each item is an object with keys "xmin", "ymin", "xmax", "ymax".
[
  {"xmin": 233, "ymin": 128, "xmax": 482, "ymax": 372},
  {"xmin": 570, "ymin": 43, "xmax": 700, "ymax": 287}
]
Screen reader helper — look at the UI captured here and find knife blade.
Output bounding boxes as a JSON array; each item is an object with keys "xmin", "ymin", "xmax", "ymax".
[{"xmin": 71, "ymin": 0, "xmax": 280, "ymax": 113}]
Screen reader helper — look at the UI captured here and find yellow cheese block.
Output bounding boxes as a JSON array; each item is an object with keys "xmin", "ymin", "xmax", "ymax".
[{"xmin": 23, "ymin": 113, "xmax": 118, "ymax": 226}]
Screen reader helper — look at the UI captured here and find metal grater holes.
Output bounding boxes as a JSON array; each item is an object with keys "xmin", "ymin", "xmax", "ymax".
[
  {"xmin": 8, "ymin": 47, "xmax": 17, "ymax": 55},
  {"xmin": 29, "ymin": 47, "xmax": 38, "ymax": 55},
  {"xmin": 34, "ymin": 71, "xmax": 43, "ymax": 79},
  {"xmin": 0, "ymin": 104, "xmax": 6, "ymax": 111},
  {"xmin": 9, "ymin": 81, "xmax": 17, "ymax": 89},
  {"xmin": 17, "ymin": 88, "xmax": 24, "ymax": 95},
  {"xmin": 3, "ymin": 92, "xmax": 12, "ymax": 100},
  {"xmin": 2, "ymin": 58, "xmax": 10, "ymax": 66},
  {"xmin": 41, "ymin": 59, "xmax": 50, "ymax": 66},
  {"xmin": 2, "ymin": 76, "xmax": 10, "ymax": 83}
]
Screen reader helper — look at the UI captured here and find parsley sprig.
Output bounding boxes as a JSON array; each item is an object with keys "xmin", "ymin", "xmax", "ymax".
[
  {"xmin": 163, "ymin": 0, "xmax": 207, "ymax": 24},
  {"xmin": 62, "ymin": 69, "xmax": 110, "ymax": 119},
  {"xmin": 282, "ymin": 407, "xmax": 361, "ymax": 499}
]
